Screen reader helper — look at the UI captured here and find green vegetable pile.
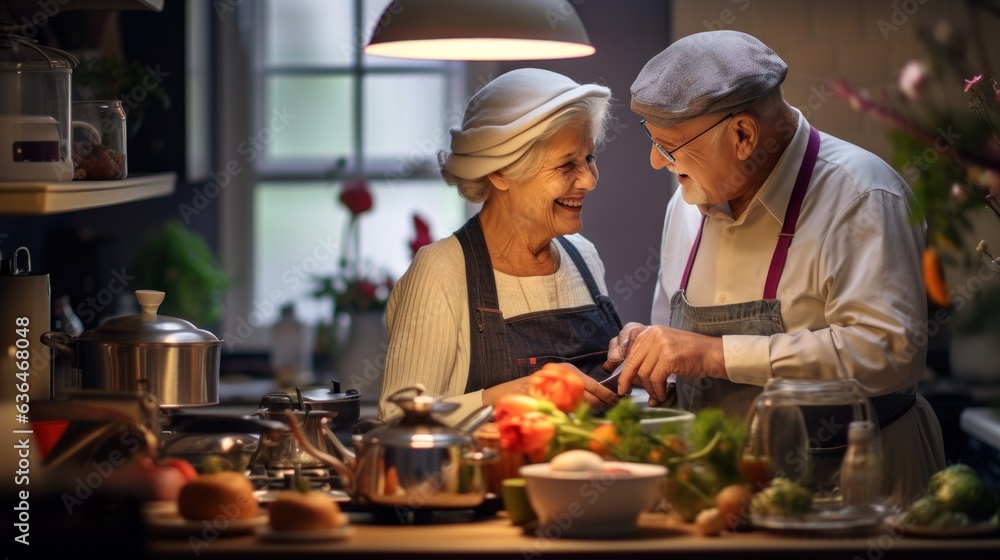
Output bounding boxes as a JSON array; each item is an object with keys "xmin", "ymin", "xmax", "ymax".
[
  {"xmin": 659, "ymin": 408, "xmax": 749, "ymax": 521},
  {"xmin": 906, "ymin": 464, "xmax": 999, "ymax": 528},
  {"xmin": 750, "ymin": 477, "xmax": 814, "ymax": 517}
]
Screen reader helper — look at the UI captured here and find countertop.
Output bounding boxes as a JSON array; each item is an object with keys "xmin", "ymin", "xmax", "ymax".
[{"xmin": 145, "ymin": 511, "xmax": 999, "ymax": 560}]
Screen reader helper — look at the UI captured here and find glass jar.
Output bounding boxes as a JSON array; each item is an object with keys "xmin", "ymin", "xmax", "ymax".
[
  {"xmin": 742, "ymin": 378, "xmax": 884, "ymax": 509},
  {"xmin": 71, "ymin": 100, "xmax": 127, "ymax": 180},
  {"xmin": 0, "ymin": 34, "xmax": 77, "ymax": 182}
]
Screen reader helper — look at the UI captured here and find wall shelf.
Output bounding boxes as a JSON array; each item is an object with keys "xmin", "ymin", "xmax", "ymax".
[{"xmin": 0, "ymin": 172, "xmax": 176, "ymax": 215}]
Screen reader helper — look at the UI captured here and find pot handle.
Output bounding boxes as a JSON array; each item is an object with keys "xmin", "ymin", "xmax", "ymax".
[
  {"xmin": 455, "ymin": 405, "xmax": 494, "ymax": 435},
  {"xmin": 40, "ymin": 331, "xmax": 76, "ymax": 357}
]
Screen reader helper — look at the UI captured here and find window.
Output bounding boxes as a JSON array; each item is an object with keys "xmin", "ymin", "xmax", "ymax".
[{"xmin": 219, "ymin": 0, "xmax": 471, "ymax": 350}]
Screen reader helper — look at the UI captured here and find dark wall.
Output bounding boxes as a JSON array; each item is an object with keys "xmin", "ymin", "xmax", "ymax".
[
  {"xmin": 0, "ymin": 0, "xmax": 219, "ymax": 332},
  {"xmin": 499, "ymin": 0, "xmax": 674, "ymax": 324}
]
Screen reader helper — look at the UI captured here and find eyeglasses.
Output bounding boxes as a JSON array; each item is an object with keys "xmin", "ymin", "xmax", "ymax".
[{"xmin": 640, "ymin": 113, "xmax": 733, "ymax": 164}]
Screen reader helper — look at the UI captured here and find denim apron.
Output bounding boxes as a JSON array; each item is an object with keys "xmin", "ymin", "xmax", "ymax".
[
  {"xmin": 670, "ymin": 127, "xmax": 916, "ymax": 486},
  {"xmin": 455, "ymin": 215, "xmax": 623, "ymax": 392}
]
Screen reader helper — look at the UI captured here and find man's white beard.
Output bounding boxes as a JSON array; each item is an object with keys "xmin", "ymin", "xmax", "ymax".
[{"xmin": 680, "ymin": 179, "xmax": 709, "ymax": 205}]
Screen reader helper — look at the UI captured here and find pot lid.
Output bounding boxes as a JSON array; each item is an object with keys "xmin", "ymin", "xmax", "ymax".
[
  {"xmin": 78, "ymin": 290, "xmax": 221, "ymax": 345},
  {"xmin": 300, "ymin": 380, "xmax": 361, "ymax": 405},
  {"xmin": 361, "ymin": 385, "xmax": 472, "ymax": 448},
  {"xmin": 0, "ymin": 33, "xmax": 77, "ymax": 71}
]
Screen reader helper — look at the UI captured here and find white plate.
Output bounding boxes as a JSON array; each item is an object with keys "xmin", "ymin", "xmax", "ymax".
[
  {"xmin": 256, "ymin": 525, "xmax": 354, "ymax": 543},
  {"xmin": 144, "ymin": 511, "xmax": 268, "ymax": 537},
  {"xmin": 883, "ymin": 514, "xmax": 1000, "ymax": 538},
  {"xmin": 254, "ymin": 489, "xmax": 350, "ymax": 505}
]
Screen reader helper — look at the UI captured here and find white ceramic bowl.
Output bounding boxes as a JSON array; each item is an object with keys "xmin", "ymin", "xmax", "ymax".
[
  {"xmin": 519, "ymin": 461, "xmax": 667, "ymax": 538},
  {"xmin": 636, "ymin": 407, "xmax": 695, "ymax": 437}
]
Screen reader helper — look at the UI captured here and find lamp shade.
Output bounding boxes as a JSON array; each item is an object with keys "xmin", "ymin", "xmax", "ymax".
[{"xmin": 364, "ymin": 0, "xmax": 595, "ymax": 61}]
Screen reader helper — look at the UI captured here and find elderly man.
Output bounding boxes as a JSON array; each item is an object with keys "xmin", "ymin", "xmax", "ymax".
[{"xmin": 608, "ymin": 30, "xmax": 944, "ymax": 506}]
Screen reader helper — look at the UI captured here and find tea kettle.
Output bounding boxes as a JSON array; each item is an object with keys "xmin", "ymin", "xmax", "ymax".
[{"xmin": 285, "ymin": 384, "xmax": 498, "ymax": 509}]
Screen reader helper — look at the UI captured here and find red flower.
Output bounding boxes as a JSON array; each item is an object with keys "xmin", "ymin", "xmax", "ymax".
[
  {"xmin": 494, "ymin": 394, "xmax": 540, "ymax": 425},
  {"xmin": 498, "ymin": 411, "xmax": 556, "ymax": 454},
  {"xmin": 338, "ymin": 179, "xmax": 373, "ymax": 217},
  {"xmin": 528, "ymin": 363, "xmax": 585, "ymax": 413},
  {"xmin": 409, "ymin": 214, "xmax": 433, "ymax": 257}
]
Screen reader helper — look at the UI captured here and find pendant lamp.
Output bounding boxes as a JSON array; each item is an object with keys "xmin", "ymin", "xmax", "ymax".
[{"xmin": 364, "ymin": 0, "xmax": 595, "ymax": 61}]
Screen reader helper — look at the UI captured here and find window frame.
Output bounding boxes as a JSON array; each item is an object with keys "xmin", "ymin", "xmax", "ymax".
[{"xmin": 217, "ymin": 0, "xmax": 477, "ymax": 352}]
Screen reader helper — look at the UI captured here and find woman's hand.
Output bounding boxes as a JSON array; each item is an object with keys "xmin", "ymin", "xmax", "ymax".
[
  {"xmin": 481, "ymin": 363, "xmax": 619, "ymax": 412},
  {"xmin": 604, "ymin": 322, "xmax": 648, "ymax": 368}
]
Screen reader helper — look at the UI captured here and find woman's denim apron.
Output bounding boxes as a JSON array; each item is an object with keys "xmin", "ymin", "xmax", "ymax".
[{"xmin": 455, "ymin": 215, "xmax": 623, "ymax": 392}]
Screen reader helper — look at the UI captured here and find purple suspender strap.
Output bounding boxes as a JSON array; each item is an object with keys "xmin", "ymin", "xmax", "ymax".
[
  {"xmin": 763, "ymin": 126, "xmax": 820, "ymax": 299},
  {"xmin": 679, "ymin": 126, "xmax": 821, "ymax": 297}
]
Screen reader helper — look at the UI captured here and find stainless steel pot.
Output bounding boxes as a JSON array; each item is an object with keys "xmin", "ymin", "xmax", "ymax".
[
  {"xmin": 286, "ymin": 384, "xmax": 497, "ymax": 509},
  {"xmin": 40, "ymin": 290, "xmax": 222, "ymax": 407}
]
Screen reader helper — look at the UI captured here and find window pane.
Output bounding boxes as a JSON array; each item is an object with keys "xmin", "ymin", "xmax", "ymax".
[
  {"xmin": 265, "ymin": 0, "xmax": 353, "ymax": 66},
  {"xmin": 254, "ymin": 180, "xmax": 467, "ymax": 326},
  {"xmin": 265, "ymin": 75, "xmax": 353, "ymax": 162},
  {"xmin": 363, "ymin": 74, "xmax": 448, "ymax": 162}
]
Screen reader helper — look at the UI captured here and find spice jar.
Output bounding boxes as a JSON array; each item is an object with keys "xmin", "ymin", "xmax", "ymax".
[{"xmin": 71, "ymin": 100, "xmax": 127, "ymax": 180}]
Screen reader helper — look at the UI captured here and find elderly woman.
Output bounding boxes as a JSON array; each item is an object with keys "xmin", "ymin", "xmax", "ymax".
[{"xmin": 378, "ymin": 68, "xmax": 622, "ymax": 424}]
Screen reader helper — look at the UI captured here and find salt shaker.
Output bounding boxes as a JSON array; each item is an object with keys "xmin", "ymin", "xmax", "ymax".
[{"xmin": 840, "ymin": 420, "xmax": 882, "ymax": 507}]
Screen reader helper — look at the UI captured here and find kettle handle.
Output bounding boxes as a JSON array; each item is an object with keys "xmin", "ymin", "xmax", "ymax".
[{"xmin": 40, "ymin": 331, "xmax": 76, "ymax": 357}]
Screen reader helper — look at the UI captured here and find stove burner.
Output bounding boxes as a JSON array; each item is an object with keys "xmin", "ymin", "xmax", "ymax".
[{"xmin": 248, "ymin": 466, "xmax": 347, "ymax": 491}]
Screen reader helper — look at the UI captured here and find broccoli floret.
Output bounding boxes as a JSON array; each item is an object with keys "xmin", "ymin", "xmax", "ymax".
[
  {"xmin": 930, "ymin": 510, "xmax": 971, "ymax": 529},
  {"xmin": 929, "ymin": 465, "xmax": 999, "ymax": 521},
  {"xmin": 906, "ymin": 496, "xmax": 943, "ymax": 526},
  {"xmin": 927, "ymin": 463, "xmax": 978, "ymax": 495},
  {"xmin": 751, "ymin": 477, "xmax": 813, "ymax": 516}
]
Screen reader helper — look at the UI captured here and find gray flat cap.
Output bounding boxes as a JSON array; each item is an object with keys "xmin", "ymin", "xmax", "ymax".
[{"xmin": 631, "ymin": 30, "xmax": 787, "ymax": 128}]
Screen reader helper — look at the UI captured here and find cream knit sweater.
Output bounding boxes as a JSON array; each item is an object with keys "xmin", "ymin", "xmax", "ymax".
[{"xmin": 377, "ymin": 233, "xmax": 610, "ymax": 424}]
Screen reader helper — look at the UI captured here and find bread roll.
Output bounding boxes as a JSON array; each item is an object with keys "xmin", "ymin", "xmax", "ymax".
[
  {"xmin": 268, "ymin": 490, "xmax": 347, "ymax": 531},
  {"xmin": 177, "ymin": 471, "xmax": 260, "ymax": 521}
]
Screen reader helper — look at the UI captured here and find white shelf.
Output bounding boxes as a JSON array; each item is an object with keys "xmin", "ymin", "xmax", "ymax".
[{"xmin": 0, "ymin": 172, "xmax": 176, "ymax": 215}]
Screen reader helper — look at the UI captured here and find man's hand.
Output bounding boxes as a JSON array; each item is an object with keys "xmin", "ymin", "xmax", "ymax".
[
  {"xmin": 604, "ymin": 322, "xmax": 648, "ymax": 368},
  {"xmin": 615, "ymin": 326, "xmax": 727, "ymax": 405}
]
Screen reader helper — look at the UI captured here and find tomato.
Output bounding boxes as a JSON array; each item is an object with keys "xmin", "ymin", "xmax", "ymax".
[{"xmin": 158, "ymin": 458, "xmax": 198, "ymax": 482}]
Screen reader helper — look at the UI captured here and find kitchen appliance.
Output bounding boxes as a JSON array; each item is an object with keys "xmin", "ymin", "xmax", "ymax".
[
  {"xmin": 252, "ymin": 391, "xmax": 354, "ymax": 475},
  {"xmin": 40, "ymin": 289, "xmax": 222, "ymax": 407},
  {"xmin": 286, "ymin": 384, "xmax": 498, "ymax": 510},
  {"xmin": 0, "ymin": 247, "xmax": 50, "ymax": 402},
  {"xmin": 0, "ymin": 34, "xmax": 77, "ymax": 182}
]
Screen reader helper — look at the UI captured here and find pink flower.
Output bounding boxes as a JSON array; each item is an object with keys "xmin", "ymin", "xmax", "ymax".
[
  {"xmin": 964, "ymin": 74, "xmax": 983, "ymax": 93},
  {"xmin": 338, "ymin": 179, "xmax": 373, "ymax": 217},
  {"xmin": 898, "ymin": 60, "xmax": 929, "ymax": 101}
]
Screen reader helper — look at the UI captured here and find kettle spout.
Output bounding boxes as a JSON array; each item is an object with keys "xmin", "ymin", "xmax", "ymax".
[
  {"xmin": 319, "ymin": 418, "xmax": 357, "ymax": 465},
  {"xmin": 282, "ymin": 411, "xmax": 355, "ymax": 489}
]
